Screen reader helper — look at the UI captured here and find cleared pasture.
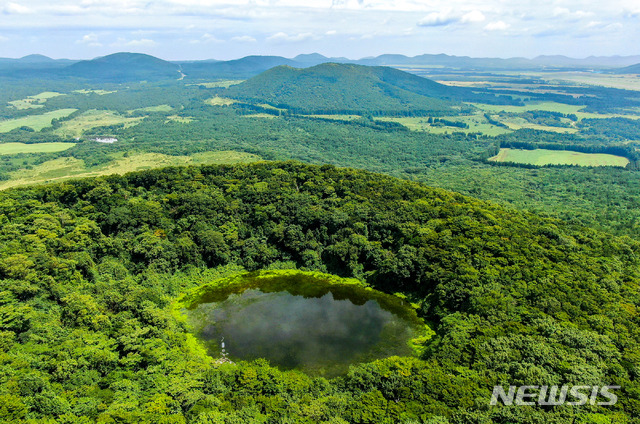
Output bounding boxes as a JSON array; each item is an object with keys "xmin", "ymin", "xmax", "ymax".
[
  {"xmin": 0, "ymin": 109, "xmax": 77, "ymax": 133},
  {"xmin": 165, "ymin": 115, "xmax": 195, "ymax": 123},
  {"xmin": 0, "ymin": 150, "xmax": 262, "ymax": 190},
  {"xmin": 194, "ymin": 80, "xmax": 244, "ymax": 88},
  {"xmin": 54, "ymin": 109, "xmax": 144, "ymax": 138},
  {"xmin": 129, "ymin": 104, "xmax": 173, "ymax": 113},
  {"xmin": 489, "ymin": 148, "xmax": 629, "ymax": 167},
  {"xmin": 378, "ymin": 114, "xmax": 512, "ymax": 136},
  {"xmin": 472, "ymin": 101, "xmax": 640, "ymax": 121},
  {"xmin": 205, "ymin": 97, "xmax": 237, "ymax": 106},
  {"xmin": 73, "ymin": 89, "xmax": 117, "ymax": 95},
  {"xmin": 0, "ymin": 142, "xmax": 76, "ymax": 155},
  {"xmin": 8, "ymin": 92, "xmax": 65, "ymax": 109}
]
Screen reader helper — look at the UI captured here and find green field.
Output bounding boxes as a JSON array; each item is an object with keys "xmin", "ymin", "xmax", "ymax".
[
  {"xmin": 306, "ymin": 114, "xmax": 362, "ymax": 121},
  {"xmin": 497, "ymin": 116, "xmax": 578, "ymax": 133},
  {"xmin": 54, "ymin": 109, "xmax": 144, "ymax": 138},
  {"xmin": 0, "ymin": 142, "xmax": 76, "ymax": 155},
  {"xmin": 472, "ymin": 101, "xmax": 640, "ymax": 121},
  {"xmin": 129, "ymin": 104, "xmax": 173, "ymax": 113},
  {"xmin": 205, "ymin": 97, "xmax": 237, "ymax": 106},
  {"xmin": 165, "ymin": 115, "xmax": 195, "ymax": 123},
  {"xmin": 192, "ymin": 80, "xmax": 244, "ymax": 88},
  {"xmin": 489, "ymin": 148, "xmax": 629, "ymax": 167},
  {"xmin": 519, "ymin": 71, "xmax": 640, "ymax": 91},
  {"xmin": 7, "ymin": 92, "xmax": 65, "ymax": 109},
  {"xmin": 0, "ymin": 150, "xmax": 261, "ymax": 190},
  {"xmin": 73, "ymin": 89, "xmax": 117, "ymax": 95},
  {"xmin": 0, "ymin": 108, "xmax": 77, "ymax": 132},
  {"xmin": 241, "ymin": 113, "xmax": 278, "ymax": 119},
  {"xmin": 379, "ymin": 114, "xmax": 512, "ymax": 136}
]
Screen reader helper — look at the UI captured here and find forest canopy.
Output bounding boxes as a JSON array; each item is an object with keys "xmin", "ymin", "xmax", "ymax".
[{"xmin": 0, "ymin": 161, "xmax": 639, "ymax": 423}]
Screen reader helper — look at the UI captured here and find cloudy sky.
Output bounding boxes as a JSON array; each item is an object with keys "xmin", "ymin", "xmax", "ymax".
[{"xmin": 1, "ymin": 0, "xmax": 639, "ymax": 60}]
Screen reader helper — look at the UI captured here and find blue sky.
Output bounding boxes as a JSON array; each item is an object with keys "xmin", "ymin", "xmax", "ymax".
[{"xmin": 0, "ymin": 0, "xmax": 639, "ymax": 60}]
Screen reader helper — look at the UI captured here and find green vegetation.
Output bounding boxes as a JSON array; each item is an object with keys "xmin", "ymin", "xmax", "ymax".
[
  {"xmin": 224, "ymin": 63, "xmax": 472, "ymax": 116},
  {"xmin": 0, "ymin": 108, "xmax": 77, "ymax": 132},
  {"xmin": 53, "ymin": 110, "xmax": 144, "ymax": 138},
  {"xmin": 0, "ymin": 150, "xmax": 261, "ymax": 190},
  {"xmin": 128, "ymin": 104, "xmax": 173, "ymax": 113},
  {"xmin": 73, "ymin": 89, "xmax": 117, "ymax": 95},
  {"xmin": 489, "ymin": 147, "xmax": 629, "ymax": 167},
  {"xmin": 379, "ymin": 114, "xmax": 512, "ymax": 135},
  {"xmin": 0, "ymin": 162, "xmax": 639, "ymax": 423},
  {"xmin": 205, "ymin": 97, "xmax": 237, "ymax": 106},
  {"xmin": 0, "ymin": 142, "xmax": 75, "ymax": 155},
  {"xmin": 165, "ymin": 115, "xmax": 195, "ymax": 124},
  {"xmin": 192, "ymin": 80, "xmax": 244, "ymax": 88},
  {"xmin": 472, "ymin": 101, "xmax": 640, "ymax": 121},
  {"xmin": 7, "ymin": 92, "xmax": 65, "ymax": 109},
  {"xmin": 63, "ymin": 52, "xmax": 180, "ymax": 82},
  {"xmin": 4, "ymin": 56, "xmax": 640, "ymax": 422}
]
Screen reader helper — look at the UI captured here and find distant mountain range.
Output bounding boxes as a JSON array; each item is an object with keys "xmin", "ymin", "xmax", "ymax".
[{"xmin": 1, "ymin": 52, "xmax": 639, "ymax": 82}]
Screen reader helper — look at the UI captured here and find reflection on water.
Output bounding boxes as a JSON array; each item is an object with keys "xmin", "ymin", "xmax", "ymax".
[{"xmin": 187, "ymin": 288, "xmax": 419, "ymax": 376}]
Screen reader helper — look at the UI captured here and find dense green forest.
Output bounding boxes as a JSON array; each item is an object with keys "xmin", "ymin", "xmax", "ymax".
[
  {"xmin": 1, "ymin": 75, "xmax": 640, "ymax": 240},
  {"xmin": 0, "ymin": 162, "xmax": 639, "ymax": 423}
]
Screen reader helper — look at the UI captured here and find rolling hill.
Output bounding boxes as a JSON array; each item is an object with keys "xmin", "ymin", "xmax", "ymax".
[
  {"xmin": 180, "ymin": 55, "xmax": 298, "ymax": 79},
  {"xmin": 223, "ymin": 63, "xmax": 472, "ymax": 115},
  {"xmin": 62, "ymin": 52, "xmax": 181, "ymax": 81},
  {"xmin": 616, "ymin": 63, "xmax": 640, "ymax": 74},
  {"xmin": 0, "ymin": 161, "xmax": 639, "ymax": 421}
]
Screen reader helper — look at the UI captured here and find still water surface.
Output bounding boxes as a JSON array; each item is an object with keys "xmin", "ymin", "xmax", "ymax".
[{"xmin": 185, "ymin": 279, "xmax": 421, "ymax": 376}]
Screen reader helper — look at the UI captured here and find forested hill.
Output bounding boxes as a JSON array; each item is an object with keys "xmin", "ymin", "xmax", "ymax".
[
  {"xmin": 616, "ymin": 63, "xmax": 640, "ymax": 74},
  {"xmin": 0, "ymin": 161, "xmax": 639, "ymax": 422},
  {"xmin": 223, "ymin": 63, "xmax": 473, "ymax": 115},
  {"xmin": 61, "ymin": 53, "xmax": 181, "ymax": 81}
]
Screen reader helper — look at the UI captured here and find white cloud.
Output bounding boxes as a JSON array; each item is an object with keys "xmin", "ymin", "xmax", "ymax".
[
  {"xmin": 3, "ymin": 2, "xmax": 32, "ymax": 14},
  {"xmin": 125, "ymin": 38, "xmax": 156, "ymax": 47},
  {"xmin": 202, "ymin": 33, "xmax": 224, "ymax": 43},
  {"xmin": 484, "ymin": 20, "xmax": 510, "ymax": 31},
  {"xmin": 267, "ymin": 32, "xmax": 315, "ymax": 42},
  {"xmin": 553, "ymin": 7, "xmax": 593, "ymax": 20},
  {"xmin": 461, "ymin": 10, "xmax": 485, "ymax": 23},
  {"xmin": 191, "ymin": 33, "xmax": 225, "ymax": 44},
  {"xmin": 231, "ymin": 35, "xmax": 257, "ymax": 42},
  {"xmin": 76, "ymin": 33, "xmax": 102, "ymax": 47},
  {"xmin": 418, "ymin": 8, "xmax": 485, "ymax": 27},
  {"xmin": 0, "ymin": 35, "xmax": 8, "ymax": 42},
  {"xmin": 418, "ymin": 10, "xmax": 457, "ymax": 27}
]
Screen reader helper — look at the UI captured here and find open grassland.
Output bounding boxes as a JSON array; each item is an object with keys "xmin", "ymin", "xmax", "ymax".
[
  {"xmin": 240, "ymin": 113, "xmax": 278, "ymax": 119},
  {"xmin": 306, "ymin": 114, "xmax": 362, "ymax": 121},
  {"xmin": 193, "ymin": 80, "xmax": 244, "ymax": 88},
  {"xmin": 129, "ymin": 104, "xmax": 173, "ymax": 113},
  {"xmin": 379, "ymin": 114, "xmax": 512, "ymax": 136},
  {"xmin": 0, "ymin": 108, "xmax": 77, "ymax": 132},
  {"xmin": 54, "ymin": 109, "xmax": 144, "ymax": 138},
  {"xmin": 73, "ymin": 89, "xmax": 117, "ymax": 95},
  {"xmin": 257, "ymin": 103, "xmax": 287, "ymax": 112},
  {"xmin": 0, "ymin": 150, "xmax": 262, "ymax": 190},
  {"xmin": 8, "ymin": 92, "xmax": 65, "ymax": 109},
  {"xmin": 489, "ymin": 148, "xmax": 629, "ymax": 167},
  {"xmin": 205, "ymin": 97, "xmax": 237, "ymax": 106},
  {"xmin": 0, "ymin": 142, "xmax": 76, "ymax": 155},
  {"xmin": 472, "ymin": 101, "xmax": 640, "ymax": 121},
  {"xmin": 165, "ymin": 115, "xmax": 195, "ymax": 123},
  {"xmin": 524, "ymin": 72, "xmax": 640, "ymax": 91},
  {"xmin": 497, "ymin": 116, "xmax": 578, "ymax": 134}
]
